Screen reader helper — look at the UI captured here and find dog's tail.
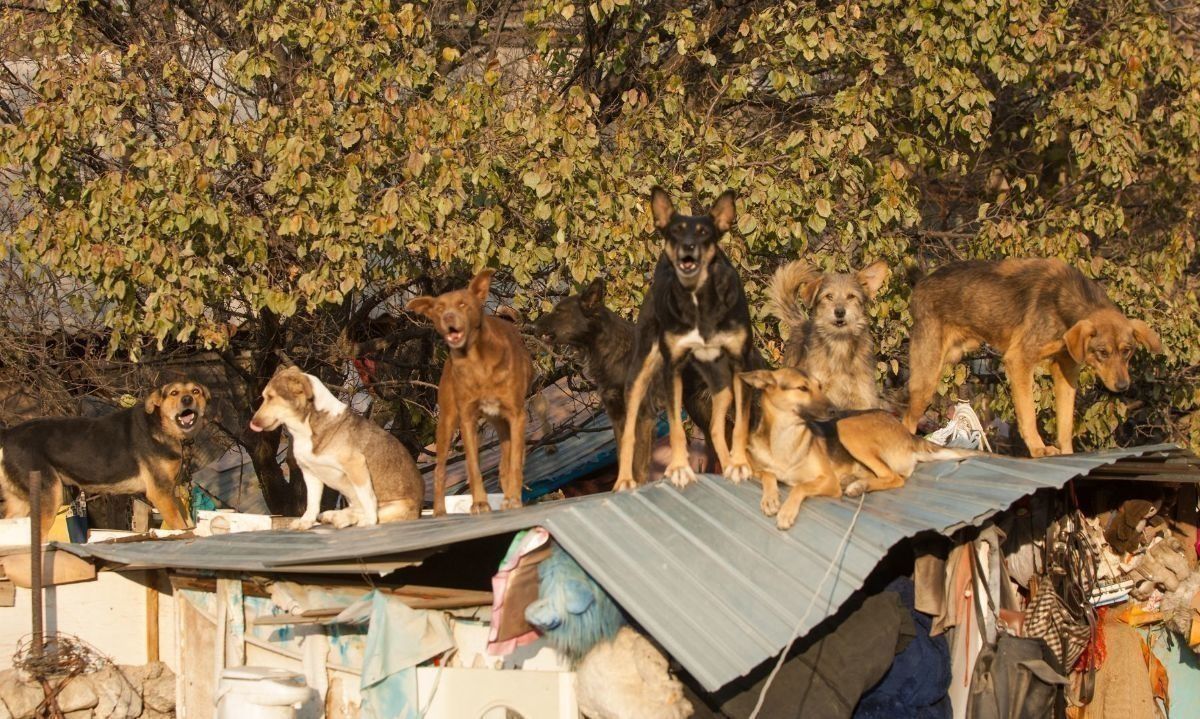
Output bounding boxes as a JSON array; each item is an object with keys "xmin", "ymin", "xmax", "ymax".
[
  {"xmin": 378, "ymin": 498, "xmax": 421, "ymax": 522},
  {"xmin": 528, "ymin": 392, "xmax": 557, "ymax": 455},
  {"xmin": 913, "ymin": 438, "xmax": 988, "ymax": 463},
  {"xmin": 765, "ymin": 260, "xmax": 818, "ymax": 330}
]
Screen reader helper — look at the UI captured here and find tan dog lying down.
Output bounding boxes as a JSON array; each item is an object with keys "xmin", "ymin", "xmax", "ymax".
[
  {"xmin": 741, "ymin": 368, "xmax": 982, "ymax": 530},
  {"xmin": 250, "ymin": 366, "xmax": 423, "ymax": 530}
]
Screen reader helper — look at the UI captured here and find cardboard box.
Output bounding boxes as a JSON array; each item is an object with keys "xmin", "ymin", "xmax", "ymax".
[{"xmin": 2, "ymin": 548, "xmax": 96, "ymax": 588}]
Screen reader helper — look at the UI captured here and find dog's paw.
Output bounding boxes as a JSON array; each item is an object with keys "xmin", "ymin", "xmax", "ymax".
[
  {"xmin": 665, "ymin": 462, "xmax": 697, "ymax": 488},
  {"xmin": 843, "ymin": 480, "xmax": 869, "ymax": 498},
  {"xmin": 432, "ymin": 503, "xmax": 447, "ymax": 517},
  {"xmin": 613, "ymin": 477, "xmax": 638, "ymax": 493},
  {"xmin": 1029, "ymin": 446, "xmax": 1062, "ymax": 458},
  {"xmin": 761, "ymin": 491, "xmax": 780, "ymax": 517},
  {"xmin": 289, "ymin": 516, "xmax": 318, "ymax": 531},
  {"xmin": 470, "ymin": 500, "xmax": 492, "ymax": 515},
  {"xmin": 776, "ymin": 504, "xmax": 800, "ymax": 531},
  {"xmin": 318, "ymin": 509, "xmax": 358, "ymax": 529},
  {"xmin": 500, "ymin": 497, "xmax": 522, "ymax": 511},
  {"xmin": 724, "ymin": 461, "xmax": 752, "ymax": 484}
]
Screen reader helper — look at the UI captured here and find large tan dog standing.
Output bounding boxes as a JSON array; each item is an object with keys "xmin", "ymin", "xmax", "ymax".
[
  {"xmin": 249, "ymin": 366, "xmax": 423, "ymax": 529},
  {"xmin": 407, "ymin": 269, "xmax": 533, "ymax": 515},
  {"xmin": 904, "ymin": 258, "xmax": 1162, "ymax": 457}
]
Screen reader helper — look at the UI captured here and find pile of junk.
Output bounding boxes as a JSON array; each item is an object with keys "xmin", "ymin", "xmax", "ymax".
[{"xmin": 911, "ymin": 483, "xmax": 1200, "ymax": 719}]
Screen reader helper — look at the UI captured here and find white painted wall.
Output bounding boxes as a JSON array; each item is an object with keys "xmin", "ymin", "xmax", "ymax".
[{"xmin": 0, "ymin": 569, "xmax": 176, "ymax": 672}]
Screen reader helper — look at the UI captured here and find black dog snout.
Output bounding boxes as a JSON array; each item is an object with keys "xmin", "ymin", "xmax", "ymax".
[
  {"xmin": 834, "ymin": 307, "xmax": 846, "ymax": 320},
  {"xmin": 181, "ymin": 395, "xmax": 194, "ymax": 407}
]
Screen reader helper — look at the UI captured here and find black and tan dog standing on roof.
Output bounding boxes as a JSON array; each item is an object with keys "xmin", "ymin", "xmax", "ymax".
[
  {"xmin": 614, "ymin": 187, "xmax": 759, "ymax": 491},
  {"xmin": 0, "ymin": 380, "xmax": 210, "ymax": 535}
]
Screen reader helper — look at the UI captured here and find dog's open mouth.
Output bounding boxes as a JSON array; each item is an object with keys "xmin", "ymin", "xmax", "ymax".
[
  {"xmin": 176, "ymin": 408, "xmax": 199, "ymax": 431},
  {"xmin": 676, "ymin": 255, "xmax": 700, "ymax": 276},
  {"xmin": 444, "ymin": 325, "xmax": 466, "ymax": 348}
]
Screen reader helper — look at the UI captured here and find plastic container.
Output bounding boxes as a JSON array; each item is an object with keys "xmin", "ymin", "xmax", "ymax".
[{"xmin": 215, "ymin": 666, "xmax": 316, "ymax": 719}]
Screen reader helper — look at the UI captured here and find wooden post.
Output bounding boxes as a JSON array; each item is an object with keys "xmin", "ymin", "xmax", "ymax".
[
  {"xmin": 147, "ymin": 578, "xmax": 160, "ymax": 663},
  {"xmin": 29, "ymin": 470, "xmax": 43, "ymax": 660}
]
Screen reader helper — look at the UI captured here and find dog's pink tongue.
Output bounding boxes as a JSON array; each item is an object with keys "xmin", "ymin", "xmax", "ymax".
[{"xmin": 249, "ymin": 421, "xmax": 263, "ymax": 432}]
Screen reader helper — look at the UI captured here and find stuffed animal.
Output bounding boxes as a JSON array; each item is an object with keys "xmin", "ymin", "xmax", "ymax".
[
  {"xmin": 524, "ymin": 543, "xmax": 625, "ymax": 663},
  {"xmin": 1105, "ymin": 499, "xmax": 1163, "ymax": 554},
  {"xmin": 575, "ymin": 626, "xmax": 694, "ymax": 719},
  {"xmin": 1130, "ymin": 536, "xmax": 1192, "ymax": 600},
  {"xmin": 523, "ymin": 544, "xmax": 694, "ymax": 719}
]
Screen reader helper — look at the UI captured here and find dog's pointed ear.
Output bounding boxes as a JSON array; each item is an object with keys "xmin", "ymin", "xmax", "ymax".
[
  {"xmin": 406, "ymin": 296, "xmax": 436, "ymax": 319},
  {"xmin": 800, "ymin": 274, "xmax": 824, "ymax": 308},
  {"xmin": 469, "ymin": 268, "xmax": 496, "ymax": 302},
  {"xmin": 1130, "ymin": 319, "xmax": 1162, "ymax": 353},
  {"xmin": 581, "ymin": 278, "xmax": 606, "ymax": 309},
  {"xmin": 709, "ymin": 190, "xmax": 736, "ymax": 233},
  {"xmin": 739, "ymin": 370, "xmax": 776, "ymax": 390},
  {"xmin": 144, "ymin": 387, "xmax": 165, "ymax": 414},
  {"xmin": 856, "ymin": 261, "xmax": 890, "ymax": 299},
  {"xmin": 650, "ymin": 187, "xmax": 675, "ymax": 229},
  {"xmin": 1064, "ymin": 319, "xmax": 1096, "ymax": 362}
]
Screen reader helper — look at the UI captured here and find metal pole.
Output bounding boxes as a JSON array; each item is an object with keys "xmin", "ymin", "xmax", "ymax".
[{"xmin": 29, "ymin": 470, "xmax": 43, "ymax": 660}]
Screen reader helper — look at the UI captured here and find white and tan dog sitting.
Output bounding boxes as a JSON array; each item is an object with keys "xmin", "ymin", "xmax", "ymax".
[{"xmin": 249, "ymin": 366, "xmax": 423, "ymax": 530}]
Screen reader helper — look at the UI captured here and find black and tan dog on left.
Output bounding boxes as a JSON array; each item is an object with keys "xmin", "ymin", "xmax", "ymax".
[
  {"xmin": 0, "ymin": 380, "xmax": 209, "ymax": 535},
  {"xmin": 615, "ymin": 187, "xmax": 757, "ymax": 490}
]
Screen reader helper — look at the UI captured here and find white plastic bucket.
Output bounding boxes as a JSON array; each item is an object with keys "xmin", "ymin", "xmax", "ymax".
[{"xmin": 215, "ymin": 666, "xmax": 316, "ymax": 719}]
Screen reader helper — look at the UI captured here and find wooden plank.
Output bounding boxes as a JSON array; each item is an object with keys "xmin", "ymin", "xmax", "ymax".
[
  {"xmin": 2, "ymin": 549, "xmax": 97, "ymax": 588},
  {"xmin": 1092, "ymin": 462, "xmax": 1200, "ymax": 475},
  {"xmin": 147, "ymin": 581, "xmax": 160, "ymax": 663},
  {"xmin": 0, "ymin": 579, "xmax": 13, "ymax": 608},
  {"xmin": 131, "ymin": 500, "xmax": 153, "ymax": 533},
  {"xmin": 250, "ymin": 590, "xmax": 495, "ymax": 626}
]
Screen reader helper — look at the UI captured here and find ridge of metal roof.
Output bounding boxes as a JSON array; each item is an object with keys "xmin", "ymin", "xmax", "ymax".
[{"xmin": 56, "ymin": 443, "xmax": 1191, "ymax": 691}]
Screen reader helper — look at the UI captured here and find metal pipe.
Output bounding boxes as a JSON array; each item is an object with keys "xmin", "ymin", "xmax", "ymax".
[{"xmin": 29, "ymin": 470, "xmax": 43, "ymax": 660}]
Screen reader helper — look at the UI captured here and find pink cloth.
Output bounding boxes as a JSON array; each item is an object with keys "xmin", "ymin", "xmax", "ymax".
[{"xmin": 487, "ymin": 527, "xmax": 551, "ymax": 656}]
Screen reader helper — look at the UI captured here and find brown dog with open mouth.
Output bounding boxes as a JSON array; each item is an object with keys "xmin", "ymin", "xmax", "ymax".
[
  {"xmin": 0, "ymin": 380, "xmax": 209, "ymax": 535},
  {"xmin": 903, "ymin": 258, "xmax": 1162, "ymax": 457},
  {"xmin": 408, "ymin": 269, "xmax": 534, "ymax": 514}
]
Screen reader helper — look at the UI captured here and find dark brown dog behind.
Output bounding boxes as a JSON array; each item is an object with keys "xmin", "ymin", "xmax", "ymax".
[
  {"xmin": 532, "ymin": 277, "xmax": 716, "ymax": 486},
  {"xmin": 904, "ymin": 258, "xmax": 1162, "ymax": 457},
  {"xmin": 408, "ymin": 269, "xmax": 534, "ymax": 514},
  {"xmin": 0, "ymin": 380, "xmax": 210, "ymax": 535}
]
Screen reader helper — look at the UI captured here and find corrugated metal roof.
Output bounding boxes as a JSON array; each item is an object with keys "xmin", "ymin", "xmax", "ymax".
[
  {"xmin": 420, "ymin": 378, "xmax": 619, "ymax": 501},
  {"xmin": 57, "ymin": 443, "xmax": 1193, "ymax": 691}
]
